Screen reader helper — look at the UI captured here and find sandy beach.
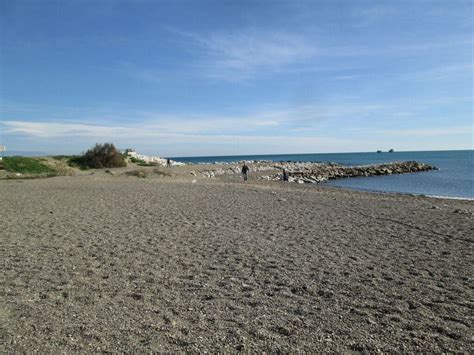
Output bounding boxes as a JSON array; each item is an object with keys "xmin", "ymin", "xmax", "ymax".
[{"xmin": 1, "ymin": 167, "xmax": 472, "ymax": 352}]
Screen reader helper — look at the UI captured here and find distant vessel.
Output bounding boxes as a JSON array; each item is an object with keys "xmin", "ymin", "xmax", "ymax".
[
  {"xmin": 389, "ymin": 149, "xmax": 395, "ymax": 153},
  {"xmin": 377, "ymin": 150, "xmax": 382, "ymax": 153}
]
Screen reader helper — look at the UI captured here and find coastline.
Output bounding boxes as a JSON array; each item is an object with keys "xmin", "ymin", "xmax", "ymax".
[
  {"xmin": 326, "ymin": 184, "xmax": 474, "ymax": 201},
  {"xmin": 173, "ymin": 150, "xmax": 473, "ymax": 199},
  {"xmin": 2, "ymin": 150, "xmax": 471, "ymax": 198},
  {"xmin": 1, "ymin": 168, "xmax": 473, "ymax": 352}
]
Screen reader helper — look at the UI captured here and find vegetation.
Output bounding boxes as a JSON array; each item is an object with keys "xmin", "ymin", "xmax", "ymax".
[
  {"xmin": 130, "ymin": 156, "xmax": 146, "ymax": 164},
  {"xmin": 0, "ymin": 144, "xmax": 127, "ymax": 178},
  {"xmin": 52, "ymin": 155, "xmax": 74, "ymax": 161},
  {"xmin": 125, "ymin": 168, "xmax": 172, "ymax": 178},
  {"xmin": 137, "ymin": 161, "xmax": 159, "ymax": 167},
  {"xmin": 127, "ymin": 155, "xmax": 158, "ymax": 166},
  {"xmin": 2, "ymin": 157, "xmax": 57, "ymax": 175},
  {"xmin": 50, "ymin": 159, "xmax": 76, "ymax": 176},
  {"xmin": 72, "ymin": 143, "xmax": 127, "ymax": 169}
]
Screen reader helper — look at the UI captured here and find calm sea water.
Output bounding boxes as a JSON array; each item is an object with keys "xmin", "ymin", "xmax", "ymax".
[{"xmin": 173, "ymin": 150, "xmax": 473, "ymax": 199}]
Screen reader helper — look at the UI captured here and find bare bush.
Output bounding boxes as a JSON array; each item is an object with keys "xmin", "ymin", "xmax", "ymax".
[{"xmin": 75, "ymin": 143, "xmax": 127, "ymax": 169}]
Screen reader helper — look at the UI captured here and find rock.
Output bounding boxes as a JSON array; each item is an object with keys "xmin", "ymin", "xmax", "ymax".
[
  {"xmin": 194, "ymin": 160, "xmax": 436, "ymax": 186},
  {"xmin": 453, "ymin": 209, "xmax": 472, "ymax": 215}
]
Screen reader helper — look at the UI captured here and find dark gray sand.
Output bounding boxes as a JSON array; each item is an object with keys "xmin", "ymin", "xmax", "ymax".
[{"xmin": 1, "ymin": 171, "xmax": 473, "ymax": 352}]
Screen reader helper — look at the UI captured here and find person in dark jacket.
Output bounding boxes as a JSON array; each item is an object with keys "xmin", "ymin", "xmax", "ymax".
[
  {"xmin": 241, "ymin": 163, "xmax": 249, "ymax": 181},
  {"xmin": 282, "ymin": 169, "xmax": 289, "ymax": 181}
]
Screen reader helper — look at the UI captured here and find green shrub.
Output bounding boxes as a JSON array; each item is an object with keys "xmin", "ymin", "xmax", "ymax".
[
  {"xmin": 67, "ymin": 155, "xmax": 89, "ymax": 169},
  {"xmin": 137, "ymin": 161, "xmax": 158, "ymax": 167},
  {"xmin": 3, "ymin": 157, "xmax": 57, "ymax": 174},
  {"xmin": 130, "ymin": 156, "xmax": 145, "ymax": 164},
  {"xmin": 74, "ymin": 143, "xmax": 127, "ymax": 169}
]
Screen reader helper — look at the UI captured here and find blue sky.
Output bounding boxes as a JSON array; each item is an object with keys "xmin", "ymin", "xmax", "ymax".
[{"xmin": 1, "ymin": 0, "xmax": 472, "ymax": 156}]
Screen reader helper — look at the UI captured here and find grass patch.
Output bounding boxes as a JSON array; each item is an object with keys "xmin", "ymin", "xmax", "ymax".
[
  {"xmin": 3, "ymin": 157, "xmax": 57, "ymax": 174},
  {"xmin": 50, "ymin": 155, "xmax": 90, "ymax": 170},
  {"xmin": 137, "ymin": 161, "xmax": 159, "ymax": 167},
  {"xmin": 124, "ymin": 168, "xmax": 172, "ymax": 178},
  {"xmin": 130, "ymin": 157, "xmax": 146, "ymax": 164},
  {"xmin": 52, "ymin": 155, "xmax": 74, "ymax": 161},
  {"xmin": 67, "ymin": 156, "xmax": 90, "ymax": 170}
]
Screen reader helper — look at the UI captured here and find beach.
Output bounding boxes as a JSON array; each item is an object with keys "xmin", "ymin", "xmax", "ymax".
[{"xmin": 1, "ymin": 167, "xmax": 472, "ymax": 352}]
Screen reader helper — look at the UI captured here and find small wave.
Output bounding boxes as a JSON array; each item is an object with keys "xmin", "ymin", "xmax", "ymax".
[{"xmin": 425, "ymin": 194, "xmax": 474, "ymax": 201}]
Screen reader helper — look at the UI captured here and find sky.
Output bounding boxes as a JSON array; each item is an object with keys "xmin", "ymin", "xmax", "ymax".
[{"xmin": 0, "ymin": 0, "xmax": 473, "ymax": 156}]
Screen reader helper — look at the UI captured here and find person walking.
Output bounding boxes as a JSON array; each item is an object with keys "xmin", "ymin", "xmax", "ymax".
[
  {"xmin": 166, "ymin": 158, "xmax": 171, "ymax": 167},
  {"xmin": 282, "ymin": 169, "xmax": 289, "ymax": 182},
  {"xmin": 241, "ymin": 163, "xmax": 249, "ymax": 181}
]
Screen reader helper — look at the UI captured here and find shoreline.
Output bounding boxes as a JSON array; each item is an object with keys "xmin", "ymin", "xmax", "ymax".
[
  {"xmin": 1, "ymin": 157, "xmax": 471, "ymax": 200},
  {"xmin": 325, "ymin": 184, "xmax": 474, "ymax": 201}
]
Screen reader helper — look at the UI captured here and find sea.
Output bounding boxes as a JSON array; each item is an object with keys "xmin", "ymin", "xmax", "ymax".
[{"xmin": 173, "ymin": 150, "xmax": 473, "ymax": 199}]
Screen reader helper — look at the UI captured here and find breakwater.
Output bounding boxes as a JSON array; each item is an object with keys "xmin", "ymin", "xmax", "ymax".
[
  {"xmin": 261, "ymin": 161, "xmax": 437, "ymax": 183},
  {"xmin": 199, "ymin": 161, "xmax": 437, "ymax": 183}
]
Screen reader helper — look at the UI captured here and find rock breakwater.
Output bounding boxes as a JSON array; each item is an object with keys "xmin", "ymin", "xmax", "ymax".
[
  {"xmin": 261, "ymin": 161, "xmax": 437, "ymax": 183},
  {"xmin": 198, "ymin": 161, "xmax": 437, "ymax": 183}
]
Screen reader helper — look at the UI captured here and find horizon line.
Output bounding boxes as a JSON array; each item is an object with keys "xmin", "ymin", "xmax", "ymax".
[{"xmin": 2, "ymin": 148, "xmax": 472, "ymax": 158}]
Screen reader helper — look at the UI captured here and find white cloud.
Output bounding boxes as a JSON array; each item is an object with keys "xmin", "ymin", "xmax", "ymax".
[
  {"xmin": 173, "ymin": 29, "xmax": 318, "ymax": 81},
  {"xmin": 2, "ymin": 121, "xmax": 131, "ymax": 138},
  {"xmin": 0, "ymin": 119, "xmax": 361, "ymax": 155},
  {"xmin": 117, "ymin": 26, "xmax": 473, "ymax": 83},
  {"xmin": 2, "ymin": 98, "xmax": 472, "ymax": 155},
  {"xmin": 1, "ymin": 101, "xmax": 390, "ymax": 139},
  {"xmin": 1, "ymin": 116, "xmax": 282, "ymax": 139},
  {"xmin": 2, "ymin": 119, "xmax": 472, "ymax": 156},
  {"xmin": 373, "ymin": 126, "xmax": 473, "ymax": 137},
  {"xmin": 408, "ymin": 64, "xmax": 474, "ymax": 81}
]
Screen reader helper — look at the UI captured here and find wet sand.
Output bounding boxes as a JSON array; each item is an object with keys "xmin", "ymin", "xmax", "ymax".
[{"xmin": 1, "ymin": 170, "xmax": 472, "ymax": 352}]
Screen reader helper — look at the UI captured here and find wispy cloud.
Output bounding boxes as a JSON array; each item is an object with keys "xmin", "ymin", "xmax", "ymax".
[
  {"xmin": 172, "ymin": 29, "xmax": 318, "ymax": 81},
  {"xmin": 1, "ymin": 118, "xmax": 277, "ymax": 138},
  {"xmin": 408, "ymin": 63, "xmax": 474, "ymax": 81},
  {"xmin": 320, "ymin": 38, "xmax": 473, "ymax": 58},
  {"xmin": 0, "ymin": 100, "xmax": 392, "ymax": 137},
  {"xmin": 3, "ymin": 119, "xmax": 471, "ymax": 156},
  {"xmin": 364, "ymin": 126, "xmax": 473, "ymax": 137},
  {"xmin": 0, "ymin": 119, "xmax": 364, "ymax": 155},
  {"xmin": 93, "ymin": 22, "xmax": 472, "ymax": 85},
  {"xmin": 3, "ymin": 95, "xmax": 471, "ymax": 155}
]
